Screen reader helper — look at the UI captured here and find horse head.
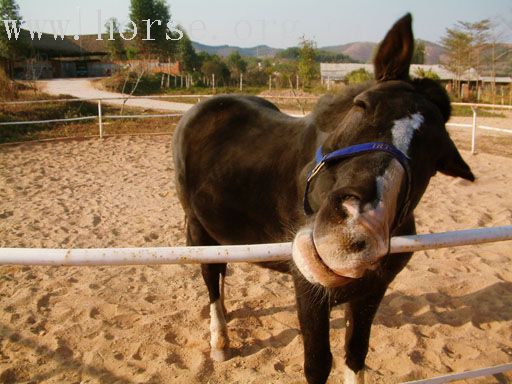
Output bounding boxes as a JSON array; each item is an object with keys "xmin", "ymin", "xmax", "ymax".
[{"xmin": 293, "ymin": 14, "xmax": 475, "ymax": 287}]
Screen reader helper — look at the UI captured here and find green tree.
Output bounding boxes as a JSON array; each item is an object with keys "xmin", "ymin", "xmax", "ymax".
[
  {"xmin": 243, "ymin": 58, "xmax": 269, "ymax": 86},
  {"xmin": 105, "ymin": 18, "xmax": 125, "ymax": 61},
  {"xmin": 314, "ymin": 50, "xmax": 353, "ymax": 63},
  {"xmin": 128, "ymin": 0, "xmax": 175, "ymax": 60},
  {"xmin": 298, "ymin": 36, "xmax": 318, "ymax": 88},
  {"xmin": 200, "ymin": 55, "xmax": 230, "ymax": 85},
  {"xmin": 344, "ymin": 68, "xmax": 372, "ymax": 84},
  {"xmin": 0, "ymin": 0, "xmax": 25, "ymax": 76},
  {"xmin": 260, "ymin": 58, "xmax": 274, "ymax": 76},
  {"xmin": 413, "ymin": 67, "xmax": 440, "ymax": 80},
  {"xmin": 226, "ymin": 51, "xmax": 247, "ymax": 81},
  {"xmin": 154, "ymin": 0, "xmax": 178, "ymax": 59},
  {"xmin": 276, "ymin": 47, "xmax": 300, "ymax": 60},
  {"xmin": 177, "ymin": 28, "xmax": 199, "ymax": 73},
  {"xmin": 274, "ymin": 60, "xmax": 297, "ymax": 88}
]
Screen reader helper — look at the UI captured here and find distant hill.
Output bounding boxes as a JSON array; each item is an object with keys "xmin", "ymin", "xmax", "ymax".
[
  {"xmin": 320, "ymin": 42, "xmax": 376, "ymax": 63},
  {"xmin": 191, "ymin": 42, "xmax": 280, "ymax": 58},
  {"xmin": 319, "ymin": 40, "xmax": 446, "ymax": 64},
  {"xmin": 420, "ymin": 40, "xmax": 446, "ymax": 65},
  {"xmin": 191, "ymin": 39, "xmax": 450, "ymax": 64}
]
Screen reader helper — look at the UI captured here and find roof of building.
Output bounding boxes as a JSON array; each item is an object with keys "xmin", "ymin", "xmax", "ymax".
[
  {"xmin": 20, "ymin": 30, "xmax": 84, "ymax": 57},
  {"xmin": 19, "ymin": 31, "xmax": 125, "ymax": 58},
  {"xmin": 320, "ymin": 63, "xmax": 511, "ymax": 83}
]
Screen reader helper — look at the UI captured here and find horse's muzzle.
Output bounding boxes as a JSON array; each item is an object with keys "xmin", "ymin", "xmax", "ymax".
[{"xmin": 292, "ymin": 199, "xmax": 390, "ymax": 287}]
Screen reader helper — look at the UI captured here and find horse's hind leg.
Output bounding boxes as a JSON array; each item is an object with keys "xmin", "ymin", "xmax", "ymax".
[{"xmin": 186, "ymin": 215, "xmax": 229, "ymax": 361}]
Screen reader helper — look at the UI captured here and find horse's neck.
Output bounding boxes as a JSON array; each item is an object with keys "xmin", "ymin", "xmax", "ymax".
[{"xmin": 299, "ymin": 118, "xmax": 323, "ymax": 161}]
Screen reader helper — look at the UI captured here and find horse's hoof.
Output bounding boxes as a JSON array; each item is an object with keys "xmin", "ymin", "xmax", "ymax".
[
  {"xmin": 210, "ymin": 348, "xmax": 229, "ymax": 362},
  {"xmin": 344, "ymin": 366, "xmax": 365, "ymax": 384}
]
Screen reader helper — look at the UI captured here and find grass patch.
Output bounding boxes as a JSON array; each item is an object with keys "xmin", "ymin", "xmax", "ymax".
[
  {"xmin": 101, "ymin": 72, "xmax": 267, "ymax": 97},
  {"xmin": 451, "ymin": 105, "xmax": 505, "ymax": 118},
  {"xmin": 0, "ymin": 90, "xmax": 180, "ymax": 144},
  {"xmin": 162, "ymin": 85, "xmax": 266, "ymax": 96},
  {"xmin": 102, "ymin": 72, "xmax": 163, "ymax": 95}
]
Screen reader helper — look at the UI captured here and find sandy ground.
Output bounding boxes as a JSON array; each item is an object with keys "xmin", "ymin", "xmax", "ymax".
[{"xmin": 0, "ymin": 130, "xmax": 511, "ymax": 384}]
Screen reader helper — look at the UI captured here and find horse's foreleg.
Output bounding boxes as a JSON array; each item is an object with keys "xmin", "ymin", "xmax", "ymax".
[
  {"xmin": 343, "ymin": 287, "xmax": 386, "ymax": 384},
  {"xmin": 293, "ymin": 275, "xmax": 332, "ymax": 384}
]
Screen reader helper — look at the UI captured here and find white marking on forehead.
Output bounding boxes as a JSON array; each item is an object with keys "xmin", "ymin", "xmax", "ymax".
[{"xmin": 391, "ymin": 113, "xmax": 424, "ymax": 155}]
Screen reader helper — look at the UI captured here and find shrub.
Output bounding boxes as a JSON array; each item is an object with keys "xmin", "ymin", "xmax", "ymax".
[
  {"xmin": 345, "ymin": 68, "xmax": 372, "ymax": 85},
  {"xmin": 102, "ymin": 71, "xmax": 163, "ymax": 95},
  {"xmin": 0, "ymin": 67, "xmax": 18, "ymax": 100}
]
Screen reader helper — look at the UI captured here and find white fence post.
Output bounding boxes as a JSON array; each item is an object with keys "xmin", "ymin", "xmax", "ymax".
[
  {"xmin": 471, "ymin": 106, "xmax": 477, "ymax": 155},
  {"xmin": 98, "ymin": 99, "xmax": 103, "ymax": 139}
]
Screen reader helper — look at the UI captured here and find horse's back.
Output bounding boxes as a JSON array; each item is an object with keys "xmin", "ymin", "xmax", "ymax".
[
  {"xmin": 173, "ymin": 95, "xmax": 307, "ymax": 245},
  {"xmin": 173, "ymin": 95, "xmax": 281, "ymax": 155}
]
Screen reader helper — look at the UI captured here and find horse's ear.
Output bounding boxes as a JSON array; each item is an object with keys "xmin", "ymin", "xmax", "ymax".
[
  {"xmin": 412, "ymin": 78, "xmax": 452, "ymax": 123},
  {"xmin": 374, "ymin": 13, "xmax": 414, "ymax": 82},
  {"xmin": 437, "ymin": 136, "xmax": 475, "ymax": 181}
]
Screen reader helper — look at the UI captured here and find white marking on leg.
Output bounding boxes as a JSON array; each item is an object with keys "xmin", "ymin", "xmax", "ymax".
[
  {"xmin": 344, "ymin": 365, "xmax": 365, "ymax": 384},
  {"xmin": 209, "ymin": 299, "xmax": 229, "ymax": 361},
  {"xmin": 220, "ymin": 273, "xmax": 226, "ymax": 315}
]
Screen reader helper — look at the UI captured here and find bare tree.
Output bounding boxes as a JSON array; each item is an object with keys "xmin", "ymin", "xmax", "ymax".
[
  {"xmin": 440, "ymin": 27, "xmax": 472, "ymax": 98},
  {"xmin": 120, "ymin": 68, "xmax": 145, "ymax": 115},
  {"xmin": 458, "ymin": 20, "xmax": 491, "ymax": 77},
  {"xmin": 484, "ymin": 20, "xmax": 509, "ymax": 105}
]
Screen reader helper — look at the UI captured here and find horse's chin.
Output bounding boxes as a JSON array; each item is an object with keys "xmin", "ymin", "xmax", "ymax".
[{"xmin": 292, "ymin": 228, "xmax": 355, "ymax": 288}]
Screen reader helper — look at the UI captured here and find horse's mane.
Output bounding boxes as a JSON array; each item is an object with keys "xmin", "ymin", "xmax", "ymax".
[
  {"xmin": 310, "ymin": 77, "xmax": 451, "ymax": 132},
  {"xmin": 310, "ymin": 82, "xmax": 373, "ymax": 132}
]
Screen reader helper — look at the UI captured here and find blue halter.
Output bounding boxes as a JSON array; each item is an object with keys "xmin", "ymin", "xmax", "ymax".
[{"xmin": 303, "ymin": 142, "xmax": 412, "ymax": 224}]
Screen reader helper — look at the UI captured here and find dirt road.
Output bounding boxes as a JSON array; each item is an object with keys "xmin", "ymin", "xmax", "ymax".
[{"xmin": 38, "ymin": 78, "xmax": 194, "ymax": 113}]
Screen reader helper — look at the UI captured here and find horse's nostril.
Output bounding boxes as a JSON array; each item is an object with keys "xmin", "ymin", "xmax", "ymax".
[{"xmin": 350, "ymin": 240, "xmax": 367, "ymax": 253}]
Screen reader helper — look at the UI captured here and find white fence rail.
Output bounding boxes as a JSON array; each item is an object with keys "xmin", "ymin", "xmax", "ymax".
[
  {"xmin": 1, "ymin": 226, "xmax": 511, "ymax": 266},
  {"xmin": 402, "ymin": 363, "xmax": 512, "ymax": 384},
  {"xmin": 1, "ymin": 95, "xmax": 510, "ymax": 144},
  {"xmin": 448, "ymin": 102, "xmax": 512, "ymax": 154}
]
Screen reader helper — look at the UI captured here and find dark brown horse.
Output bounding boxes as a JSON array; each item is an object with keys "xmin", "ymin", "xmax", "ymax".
[{"xmin": 173, "ymin": 14, "xmax": 474, "ymax": 384}]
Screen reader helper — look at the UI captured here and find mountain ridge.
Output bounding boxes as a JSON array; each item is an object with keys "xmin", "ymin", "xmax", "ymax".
[{"xmin": 192, "ymin": 39, "xmax": 447, "ymax": 64}]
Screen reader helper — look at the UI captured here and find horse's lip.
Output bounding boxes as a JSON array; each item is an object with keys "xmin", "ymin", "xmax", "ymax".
[
  {"xmin": 292, "ymin": 229, "xmax": 354, "ymax": 288},
  {"xmin": 328, "ymin": 258, "xmax": 379, "ymax": 277}
]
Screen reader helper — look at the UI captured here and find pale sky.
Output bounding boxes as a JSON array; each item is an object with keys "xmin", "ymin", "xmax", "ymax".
[{"xmin": 15, "ymin": 0, "xmax": 512, "ymax": 48}]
